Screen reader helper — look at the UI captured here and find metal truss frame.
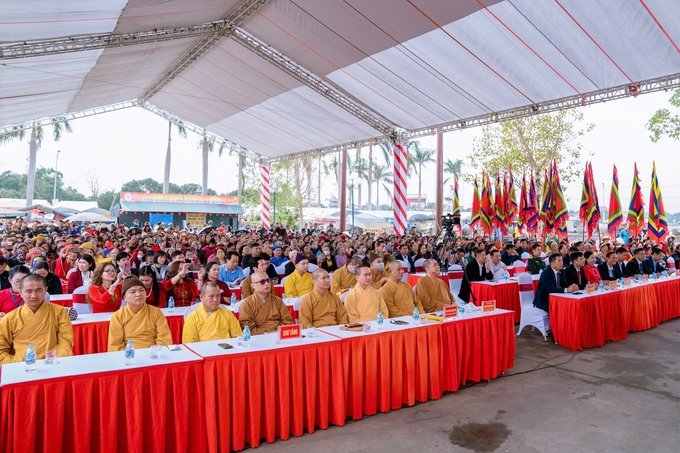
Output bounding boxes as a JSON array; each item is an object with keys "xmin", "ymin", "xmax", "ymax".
[{"xmin": 138, "ymin": 0, "xmax": 270, "ymax": 104}]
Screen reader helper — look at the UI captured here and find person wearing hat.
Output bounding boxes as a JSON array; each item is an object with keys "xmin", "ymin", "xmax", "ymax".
[
  {"xmin": 283, "ymin": 253, "xmax": 313, "ymax": 298},
  {"xmin": 269, "ymin": 245, "xmax": 286, "ymax": 267},
  {"xmin": 0, "ymin": 274, "xmax": 74, "ymax": 363},
  {"xmin": 108, "ymin": 276, "xmax": 172, "ymax": 351},
  {"xmin": 368, "ymin": 252, "xmax": 389, "ymax": 289}
]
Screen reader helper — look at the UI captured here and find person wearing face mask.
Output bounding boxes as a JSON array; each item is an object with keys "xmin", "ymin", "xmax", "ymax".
[
  {"xmin": 330, "ymin": 256, "xmax": 361, "ymax": 295},
  {"xmin": 317, "ymin": 245, "xmax": 338, "ymax": 272},
  {"xmin": 368, "ymin": 253, "xmax": 389, "ymax": 289}
]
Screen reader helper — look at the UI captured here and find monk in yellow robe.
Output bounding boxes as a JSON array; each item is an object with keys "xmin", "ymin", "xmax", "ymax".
[
  {"xmin": 0, "ymin": 274, "xmax": 74, "ymax": 363},
  {"xmin": 345, "ymin": 265, "xmax": 389, "ymax": 323},
  {"xmin": 182, "ymin": 281, "xmax": 242, "ymax": 342},
  {"xmin": 330, "ymin": 256, "xmax": 361, "ymax": 295},
  {"xmin": 368, "ymin": 252, "xmax": 389, "ymax": 289},
  {"xmin": 299, "ymin": 269, "xmax": 348, "ymax": 328},
  {"xmin": 238, "ymin": 271, "xmax": 294, "ymax": 335},
  {"xmin": 108, "ymin": 276, "xmax": 173, "ymax": 351},
  {"xmin": 381, "ymin": 261, "xmax": 424, "ymax": 317},
  {"xmin": 415, "ymin": 259, "xmax": 455, "ymax": 312},
  {"xmin": 284, "ymin": 254, "xmax": 313, "ymax": 297}
]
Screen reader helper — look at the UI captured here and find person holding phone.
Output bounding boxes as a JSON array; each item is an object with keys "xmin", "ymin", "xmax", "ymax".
[
  {"xmin": 115, "ymin": 251, "xmax": 138, "ymax": 277},
  {"xmin": 162, "ymin": 261, "xmax": 200, "ymax": 307}
]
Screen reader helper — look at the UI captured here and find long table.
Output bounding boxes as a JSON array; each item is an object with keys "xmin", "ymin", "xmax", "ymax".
[
  {"xmin": 549, "ymin": 276, "xmax": 680, "ymax": 351},
  {"xmin": 1, "ymin": 310, "xmax": 516, "ymax": 453},
  {"xmin": 0, "ymin": 346, "xmax": 206, "ymax": 453},
  {"xmin": 470, "ymin": 280, "xmax": 521, "ymax": 323}
]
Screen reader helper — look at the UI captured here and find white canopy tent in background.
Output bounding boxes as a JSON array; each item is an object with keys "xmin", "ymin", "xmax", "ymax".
[{"xmin": 3, "ymin": 0, "xmax": 680, "ymax": 230}]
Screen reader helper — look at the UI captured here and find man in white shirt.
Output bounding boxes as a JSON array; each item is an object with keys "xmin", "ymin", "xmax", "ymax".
[{"xmin": 488, "ymin": 250, "xmax": 508, "ymax": 280}]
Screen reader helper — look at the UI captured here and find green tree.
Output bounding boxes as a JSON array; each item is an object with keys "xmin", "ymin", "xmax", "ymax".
[
  {"xmin": 444, "ymin": 159, "xmax": 463, "ymax": 184},
  {"xmin": 410, "ymin": 144, "xmax": 436, "ymax": 209},
  {"xmin": 647, "ymin": 89, "xmax": 680, "ymax": 142},
  {"xmin": 97, "ymin": 190, "xmax": 117, "ymax": 210},
  {"xmin": 197, "ymin": 134, "xmax": 226, "ymax": 195},
  {"xmin": 0, "ymin": 168, "xmax": 87, "ymax": 202},
  {"xmin": 121, "ymin": 178, "xmax": 164, "ymax": 193},
  {"xmin": 371, "ymin": 163, "xmax": 393, "ymax": 209},
  {"xmin": 467, "ymin": 110, "xmax": 593, "ymax": 194}
]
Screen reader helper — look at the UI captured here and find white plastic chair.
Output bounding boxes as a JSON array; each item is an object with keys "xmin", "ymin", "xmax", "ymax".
[
  {"xmin": 668, "ymin": 256, "xmax": 676, "ymax": 272},
  {"xmin": 243, "ymin": 267, "xmax": 251, "ymax": 277},
  {"xmin": 340, "ymin": 290, "xmax": 351, "ymax": 303},
  {"xmin": 448, "ymin": 269, "xmax": 464, "ymax": 298},
  {"xmin": 280, "ymin": 275, "xmax": 288, "ymax": 287},
  {"xmin": 521, "ymin": 252, "xmax": 531, "ymax": 263},
  {"xmin": 183, "ymin": 303, "xmax": 200, "ymax": 320},
  {"xmin": 275, "ymin": 264, "xmax": 287, "ymax": 277},
  {"xmin": 399, "ymin": 260, "xmax": 410, "ymax": 282},
  {"xmin": 513, "ymin": 260, "xmax": 527, "ymax": 275},
  {"xmin": 72, "ymin": 285, "xmax": 91, "ymax": 315},
  {"xmin": 517, "ymin": 272, "xmax": 550, "ymax": 340},
  {"xmin": 414, "ymin": 258, "xmax": 426, "ymax": 272},
  {"xmin": 308, "ymin": 263, "xmax": 319, "ymax": 272},
  {"xmin": 44, "ymin": 292, "xmax": 51, "ymax": 302}
]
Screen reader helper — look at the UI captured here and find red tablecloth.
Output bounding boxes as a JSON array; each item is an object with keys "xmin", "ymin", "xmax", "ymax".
[
  {"xmin": 654, "ymin": 278, "xmax": 680, "ymax": 322},
  {"xmin": 49, "ymin": 296, "xmax": 73, "ymax": 308},
  {"xmin": 440, "ymin": 312, "xmax": 516, "ymax": 392},
  {"xmin": 340, "ymin": 324, "xmax": 443, "ymax": 420},
  {"xmin": 72, "ymin": 315, "xmax": 185, "ymax": 355},
  {"xmin": 0, "ymin": 361, "xmax": 206, "ymax": 453},
  {"xmin": 619, "ymin": 285, "xmax": 658, "ymax": 332},
  {"xmin": 201, "ymin": 342, "xmax": 345, "ymax": 453},
  {"xmin": 470, "ymin": 282, "xmax": 521, "ymax": 323},
  {"xmin": 550, "ymin": 292, "xmax": 628, "ymax": 351}
]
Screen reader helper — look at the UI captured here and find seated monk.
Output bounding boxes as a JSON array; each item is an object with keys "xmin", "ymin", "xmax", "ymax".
[
  {"xmin": 415, "ymin": 259, "xmax": 455, "ymax": 312},
  {"xmin": 238, "ymin": 271, "xmax": 294, "ymax": 335},
  {"xmin": 182, "ymin": 282, "xmax": 242, "ymax": 342},
  {"xmin": 0, "ymin": 274, "xmax": 74, "ymax": 364},
  {"xmin": 299, "ymin": 269, "xmax": 348, "ymax": 328},
  {"xmin": 108, "ymin": 276, "xmax": 173, "ymax": 351},
  {"xmin": 284, "ymin": 253, "xmax": 313, "ymax": 298},
  {"xmin": 241, "ymin": 256, "xmax": 275, "ymax": 299},
  {"xmin": 330, "ymin": 256, "xmax": 361, "ymax": 295},
  {"xmin": 381, "ymin": 261, "xmax": 424, "ymax": 317},
  {"xmin": 345, "ymin": 265, "xmax": 389, "ymax": 323},
  {"xmin": 368, "ymin": 253, "xmax": 389, "ymax": 289}
]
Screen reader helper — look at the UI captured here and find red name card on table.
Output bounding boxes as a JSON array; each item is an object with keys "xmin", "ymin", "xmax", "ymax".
[
  {"xmin": 609, "ymin": 280, "xmax": 617, "ymax": 290},
  {"xmin": 482, "ymin": 300, "xmax": 496, "ymax": 313},
  {"xmin": 642, "ymin": 274, "xmax": 649, "ymax": 282},
  {"xmin": 586, "ymin": 284, "xmax": 595, "ymax": 294},
  {"xmin": 624, "ymin": 278, "xmax": 632, "ymax": 286},
  {"xmin": 444, "ymin": 305, "xmax": 458, "ymax": 319},
  {"xmin": 277, "ymin": 324, "xmax": 301, "ymax": 342}
]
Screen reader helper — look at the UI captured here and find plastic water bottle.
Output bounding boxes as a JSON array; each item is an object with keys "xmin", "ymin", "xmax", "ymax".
[
  {"xmin": 619, "ymin": 278, "xmax": 624, "ymax": 288},
  {"xmin": 503, "ymin": 271, "xmax": 510, "ymax": 282},
  {"xmin": 457, "ymin": 301, "xmax": 466, "ymax": 316},
  {"xmin": 231, "ymin": 293, "xmax": 237, "ymax": 305},
  {"xmin": 125, "ymin": 340, "xmax": 135, "ymax": 366},
  {"xmin": 412, "ymin": 306, "xmax": 420, "ymax": 324},
  {"xmin": 598, "ymin": 281, "xmax": 604, "ymax": 292},
  {"xmin": 243, "ymin": 325, "xmax": 251, "ymax": 347},
  {"xmin": 168, "ymin": 296, "xmax": 175, "ymax": 313},
  {"xmin": 25, "ymin": 344, "xmax": 36, "ymax": 372},
  {"xmin": 376, "ymin": 310, "xmax": 384, "ymax": 330}
]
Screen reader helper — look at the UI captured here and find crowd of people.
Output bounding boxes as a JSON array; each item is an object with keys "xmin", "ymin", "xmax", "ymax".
[{"xmin": 0, "ymin": 215, "xmax": 677, "ymax": 363}]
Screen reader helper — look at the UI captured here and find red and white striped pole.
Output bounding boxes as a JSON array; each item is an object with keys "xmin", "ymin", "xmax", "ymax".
[
  {"xmin": 260, "ymin": 165, "xmax": 271, "ymax": 230},
  {"xmin": 393, "ymin": 142, "xmax": 408, "ymax": 237}
]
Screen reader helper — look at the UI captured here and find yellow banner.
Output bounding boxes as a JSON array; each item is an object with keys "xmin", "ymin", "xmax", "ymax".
[
  {"xmin": 185, "ymin": 213, "xmax": 207, "ymax": 225},
  {"xmin": 121, "ymin": 192, "xmax": 238, "ymax": 205}
]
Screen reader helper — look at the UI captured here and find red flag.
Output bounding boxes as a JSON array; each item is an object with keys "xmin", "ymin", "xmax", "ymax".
[
  {"xmin": 627, "ymin": 163, "xmax": 645, "ymax": 237},
  {"xmin": 518, "ymin": 172, "xmax": 527, "ymax": 230}
]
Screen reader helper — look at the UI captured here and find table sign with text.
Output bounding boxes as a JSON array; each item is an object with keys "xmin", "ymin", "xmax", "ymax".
[
  {"xmin": 444, "ymin": 304, "xmax": 458, "ymax": 319},
  {"xmin": 482, "ymin": 300, "xmax": 496, "ymax": 313},
  {"xmin": 277, "ymin": 324, "xmax": 302, "ymax": 342}
]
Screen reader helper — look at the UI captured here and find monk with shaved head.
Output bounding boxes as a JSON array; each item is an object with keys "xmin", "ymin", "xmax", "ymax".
[
  {"xmin": 299, "ymin": 269, "xmax": 348, "ymax": 328},
  {"xmin": 238, "ymin": 271, "xmax": 294, "ymax": 335},
  {"xmin": 415, "ymin": 259, "xmax": 455, "ymax": 312},
  {"xmin": 381, "ymin": 261, "xmax": 424, "ymax": 317}
]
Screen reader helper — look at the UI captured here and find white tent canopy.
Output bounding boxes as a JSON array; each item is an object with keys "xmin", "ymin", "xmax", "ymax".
[
  {"xmin": 2, "ymin": 1, "xmax": 680, "ymax": 160},
  {"xmin": 63, "ymin": 212, "xmax": 116, "ymax": 223}
]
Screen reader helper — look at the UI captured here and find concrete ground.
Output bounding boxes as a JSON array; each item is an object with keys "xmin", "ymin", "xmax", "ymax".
[{"xmin": 254, "ymin": 318, "xmax": 680, "ymax": 453}]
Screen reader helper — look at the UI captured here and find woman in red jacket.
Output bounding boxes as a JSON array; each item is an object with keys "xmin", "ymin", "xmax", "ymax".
[
  {"xmin": 583, "ymin": 251, "xmax": 601, "ymax": 284},
  {"xmin": 139, "ymin": 265, "xmax": 167, "ymax": 308},
  {"xmin": 88, "ymin": 262, "xmax": 123, "ymax": 313},
  {"xmin": 67, "ymin": 255, "xmax": 96, "ymax": 293},
  {"xmin": 162, "ymin": 261, "xmax": 199, "ymax": 307}
]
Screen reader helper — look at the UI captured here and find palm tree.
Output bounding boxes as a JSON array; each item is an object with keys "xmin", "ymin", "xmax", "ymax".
[
  {"xmin": 0, "ymin": 118, "xmax": 72, "ymax": 209},
  {"xmin": 366, "ymin": 144, "xmax": 373, "ymax": 210},
  {"xmin": 197, "ymin": 134, "xmax": 226, "ymax": 195},
  {"xmin": 410, "ymin": 145, "xmax": 436, "ymax": 209},
  {"xmin": 372, "ymin": 163, "xmax": 393, "ymax": 209},
  {"xmin": 444, "ymin": 159, "xmax": 464, "ymax": 184},
  {"xmin": 163, "ymin": 121, "xmax": 187, "ymax": 194}
]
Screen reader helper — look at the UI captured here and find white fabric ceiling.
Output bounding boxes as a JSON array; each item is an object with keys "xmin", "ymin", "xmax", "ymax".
[{"xmin": 2, "ymin": 0, "xmax": 680, "ymax": 158}]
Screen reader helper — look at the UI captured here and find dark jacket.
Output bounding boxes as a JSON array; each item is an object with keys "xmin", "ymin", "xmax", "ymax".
[
  {"xmin": 458, "ymin": 261, "xmax": 493, "ymax": 303},
  {"xmin": 564, "ymin": 264, "xmax": 587, "ymax": 290},
  {"xmin": 393, "ymin": 253, "xmax": 416, "ymax": 274},
  {"xmin": 597, "ymin": 262, "xmax": 622, "ymax": 281},
  {"xmin": 643, "ymin": 257, "xmax": 665, "ymax": 274},
  {"xmin": 45, "ymin": 272, "xmax": 63, "ymax": 295},
  {"xmin": 626, "ymin": 258, "xmax": 649, "ymax": 276},
  {"xmin": 533, "ymin": 268, "xmax": 568, "ymax": 312}
]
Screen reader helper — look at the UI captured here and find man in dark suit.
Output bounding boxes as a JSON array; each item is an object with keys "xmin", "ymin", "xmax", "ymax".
[
  {"xmin": 533, "ymin": 253, "xmax": 579, "ymax": 312},
  {"xmin": 598, "ymin": 252, "xmax": 622, "ymax": 281},
  {"xmin": 643, "ymin": 247, "xmax": 666, "ymax": 274},
  {"xmin": 564, "ymin": 251, "xmax": 587, "ymax": 290},
  {"xmin": 626, "ymin": 248, "xmax": 650, "ymax": 276},
  {"xmin": 393, "ymin": 243, "xmax": 416, "ymax": 274},
  {"xmin": 458, "ymin": 249, "xmax": 493, "ymax": 303},
  {"xmin": 615, "ymin": 247, "xmax": 632, "ymax": 277}
]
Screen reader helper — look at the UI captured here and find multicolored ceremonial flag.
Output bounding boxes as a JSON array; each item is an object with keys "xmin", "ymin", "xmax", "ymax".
[
  {"xmin": 506, "ymin": 168, "xmax": 518, "ymax": 227},
  {"xmin": 452, "ymin": 177, "xmax": 461, "ymax": 217},
  {"xmin": 627, "ymin": 163, "xmax": 645, "ymax": 237},
  {"xmin": 518, "ymin": 172, "xmax": 527, "ymax": 229},
  {"xmin": 480, "ymin": 172, "xmax": 493, "ymax": 236},
  {"xmin": 540, "ymin": 169, "xmax": 554, "ymax": 233},
  {"xmin": 470, "ymin": 177, "xmax": 481, "ymax": 230},
  {"xmin": 552, "ymin": 161, "xmax": 570, "ymax": 238},
  {"xmin": 647, "ymin": 161, "xmax": 668, "ymax": 243},
  {"xmin": 494, "ymin": 172, "xmax": 506, "ymax": 234},
  {"xmin": 585, "ymin": 162, "xmax": 600, "ymax": 239},
  {"xmin": 526, "ymin": 173, "xmax": 539, "ymax": 232},
  {"xmin": 608, "ymin": 165, "xmax": 623, "ymax": 235}
]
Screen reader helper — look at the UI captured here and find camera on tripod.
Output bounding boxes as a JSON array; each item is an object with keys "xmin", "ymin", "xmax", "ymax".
[{"xmin": 441, "ymin": 213, "xmax": 461, "ymax": 235}]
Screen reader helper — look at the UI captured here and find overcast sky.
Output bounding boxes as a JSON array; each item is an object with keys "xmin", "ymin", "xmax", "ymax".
[{"xmin": 1, "ymin": 90, "xmax": 679, "ymax": 213}]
